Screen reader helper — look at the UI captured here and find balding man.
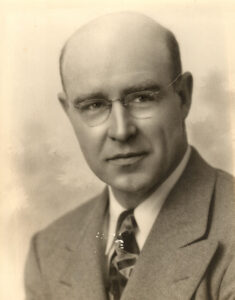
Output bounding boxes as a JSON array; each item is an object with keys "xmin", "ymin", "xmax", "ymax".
[{"xmin": 25, "ymin": 12, "xmax": 235, "ymax": 300}]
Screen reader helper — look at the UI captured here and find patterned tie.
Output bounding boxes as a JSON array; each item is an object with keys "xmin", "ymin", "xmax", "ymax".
[{"xmin": 108, "ymin": 209, "xmax": 140, "ymax": 300}]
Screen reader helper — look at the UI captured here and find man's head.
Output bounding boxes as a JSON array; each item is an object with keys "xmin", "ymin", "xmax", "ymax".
[{"xmin": 58, "ymin": 12, "xmax": 193, "ymax": 207}]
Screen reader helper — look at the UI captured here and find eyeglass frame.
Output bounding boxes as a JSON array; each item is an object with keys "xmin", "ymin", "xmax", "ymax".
[{"xmin": 73, "ymin": 73, "xmax": 182, "ymax": 127}]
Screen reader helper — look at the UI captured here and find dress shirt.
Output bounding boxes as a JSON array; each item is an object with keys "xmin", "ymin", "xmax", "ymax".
[{"xmin": 105, "ymin": 146, "xmax": 191, "ymax": 259}]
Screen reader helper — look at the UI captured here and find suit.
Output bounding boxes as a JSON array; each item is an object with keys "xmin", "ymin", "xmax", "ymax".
[{"xmin": 25, "ymin": 148, "xmax": 235, "ymax": 299}]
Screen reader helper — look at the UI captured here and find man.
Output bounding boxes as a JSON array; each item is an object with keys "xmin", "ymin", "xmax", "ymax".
[{"xmin": 25, "ymin": 12, "xmax": 235, "ymax": 300}]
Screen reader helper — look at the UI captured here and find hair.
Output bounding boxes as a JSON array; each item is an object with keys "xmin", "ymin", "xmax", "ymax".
[{"xmin": 59, "ymin": 23, "xmax": 182, "ymax": 92}]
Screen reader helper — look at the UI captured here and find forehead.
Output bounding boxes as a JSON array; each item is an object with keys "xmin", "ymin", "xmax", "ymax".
[{"xmin": 62, "ymin": 20, "xmax": 171, "ymax": 98}]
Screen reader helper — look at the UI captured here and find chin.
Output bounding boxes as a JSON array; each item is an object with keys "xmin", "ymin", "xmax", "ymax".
[{"xmin": 108, "ymin": 173, "xmax": 156, "ymax": 194}]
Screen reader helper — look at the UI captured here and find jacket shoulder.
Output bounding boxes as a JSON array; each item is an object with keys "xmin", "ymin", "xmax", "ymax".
[
  {"xmin": 33, "ymin": 192, "xmax": 104, "ymax": 256},
  {"xmin": 212, "ymin": 168, "xmax": 235, "ymax": 240},
  {"xmin": 214, "ymin": 168, "xmax": 235, "ymax": 206},
  {"xmin": 216, "ymin": 168, "xmax": 235, "ymax": 188}
]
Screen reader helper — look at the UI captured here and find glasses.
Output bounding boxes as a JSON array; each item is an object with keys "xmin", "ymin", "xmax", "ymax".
[{"xmin": 73, "ymin": 73, "xmax": 181, "ymax": 127}]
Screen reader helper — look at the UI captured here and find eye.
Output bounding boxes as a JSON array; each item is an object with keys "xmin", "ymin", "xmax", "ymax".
[
  {"xmin": 75, "ymin": 99, "xmax": 107, "ymax": 112},
  {"xmin": 133, "ymin": 94, "xmax": 154, "ymax": 102},
  {"xmin": 86, "ymin": 102, "xmax": 104, "ymax": 110},
  {"xmin": 128, "ymin": 91, "xmax": 159, "ymax": 105}
]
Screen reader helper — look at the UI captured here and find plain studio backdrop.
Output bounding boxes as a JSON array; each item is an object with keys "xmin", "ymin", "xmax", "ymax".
[{"xmin": 0, "ymin": 1, "xmax": 235, "ymax": 299}]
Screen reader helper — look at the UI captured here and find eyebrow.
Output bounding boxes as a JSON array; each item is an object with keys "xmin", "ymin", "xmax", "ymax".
[
  {"xmin": 123, "ymin": 82, "xmax": 161, "ymax": 95},
  {"xmin": 72, "ymin": 92, "xmax": 106, "ymax": 104},
  {"xmin": 72, "ymin": 81, "xmax": 161, "ymax": 103}
]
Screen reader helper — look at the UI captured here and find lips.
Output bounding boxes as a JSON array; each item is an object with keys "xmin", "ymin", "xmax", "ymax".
[{"xmin": 106, "ymin": 152, "xmax": 147, "ymax": 166}]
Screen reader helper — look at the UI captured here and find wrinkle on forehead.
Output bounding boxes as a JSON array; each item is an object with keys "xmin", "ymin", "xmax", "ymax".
[
  {"xmin": 70, "ymin": 71, "xmax": 165, "ymax": 102},
  {"xmin": 61, "ymin": 12, "xmax": 171, "ymax": 93}
]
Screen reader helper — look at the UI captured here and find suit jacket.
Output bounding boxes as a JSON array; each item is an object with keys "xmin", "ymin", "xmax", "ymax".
[{"xmin": 24, "ymin": 148, "xmax": 235, "ymax": 300}]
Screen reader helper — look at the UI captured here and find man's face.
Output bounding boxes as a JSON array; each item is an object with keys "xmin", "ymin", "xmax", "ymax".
[{"xmin": 60, "ymin": 25, "xmax": 191, "ymax": 199}]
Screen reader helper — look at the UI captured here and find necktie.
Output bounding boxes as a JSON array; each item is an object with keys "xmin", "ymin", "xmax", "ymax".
[{"xmin": 108, "ymin": 209, "xmax": 140, "ymax": 300}]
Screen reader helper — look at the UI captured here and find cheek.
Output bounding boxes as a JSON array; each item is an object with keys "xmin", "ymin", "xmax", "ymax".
[
  {"xmin": 70, "ymin": 118, "xmax": 106, "ymax": 165},
  {"xmin": 73, "ymin": 130, "xmax": 103, "ymax": 175},
  {"xmin": 75, "ymin": 129, "xmax": 99, "ymax": 155},
  {"xmin": 160, "ymin": 100, "xmax": 184, "ymax": 135},
  {"xmin": 144, "ymin": 104, "xmax": 184, "ymax": 155}
]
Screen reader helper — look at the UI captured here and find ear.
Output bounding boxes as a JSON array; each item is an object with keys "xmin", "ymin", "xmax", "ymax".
[
  {"xmin": 57, "ymin": 92, "xmax": 70, "ymax": 113},
  {"xmin": 177, "ymin": 72, "xmax": 193, "ymax": 120}
]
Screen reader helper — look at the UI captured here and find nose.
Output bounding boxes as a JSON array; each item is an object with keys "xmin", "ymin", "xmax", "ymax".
[{"xmin": 107, "ymin": 101, "xmax": 137, "ymax": 142}]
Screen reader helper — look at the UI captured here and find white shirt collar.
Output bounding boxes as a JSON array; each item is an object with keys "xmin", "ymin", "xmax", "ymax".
[{"xmin": 106, "ymin": 146, "xmax": 191, "ymax": 254}]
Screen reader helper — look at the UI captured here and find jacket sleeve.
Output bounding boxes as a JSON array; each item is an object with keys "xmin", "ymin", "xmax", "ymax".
[{"xmin": 24, "ymin": 233, "xmax": 47, "ymax": 300}]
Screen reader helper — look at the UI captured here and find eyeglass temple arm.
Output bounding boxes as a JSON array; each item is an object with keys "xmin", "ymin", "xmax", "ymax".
[{"xmin": 167, "ymin": 73, "xmax": 182, "ymax": 88}]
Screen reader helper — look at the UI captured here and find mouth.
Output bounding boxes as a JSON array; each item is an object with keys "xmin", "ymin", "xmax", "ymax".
[{"xmin": 106, "ymin": 152, "xmax": 147, "ymax": 166}]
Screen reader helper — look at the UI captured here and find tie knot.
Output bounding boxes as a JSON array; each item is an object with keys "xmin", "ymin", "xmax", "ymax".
[
  {"xmin": 116, "ymin": 209, "xmax": 138, "ymax": 236},
  {"xmin": 114, "ymin": 209, "xmax": 139, "ymax": 254}
]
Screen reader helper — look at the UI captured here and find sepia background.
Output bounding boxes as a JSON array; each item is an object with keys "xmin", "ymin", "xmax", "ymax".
[{"xmin": 1, "ymin": 0, "xmax": 235, "ymax": 299}]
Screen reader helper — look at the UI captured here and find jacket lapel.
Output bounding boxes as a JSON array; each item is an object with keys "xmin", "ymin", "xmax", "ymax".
[
  {"xmin": 123, "ymin": 149, "xmax": 219, "ymax": 300},
  {"xmin": 57, "ymin": 189, "xmax": 109, "ymax": 300}
]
